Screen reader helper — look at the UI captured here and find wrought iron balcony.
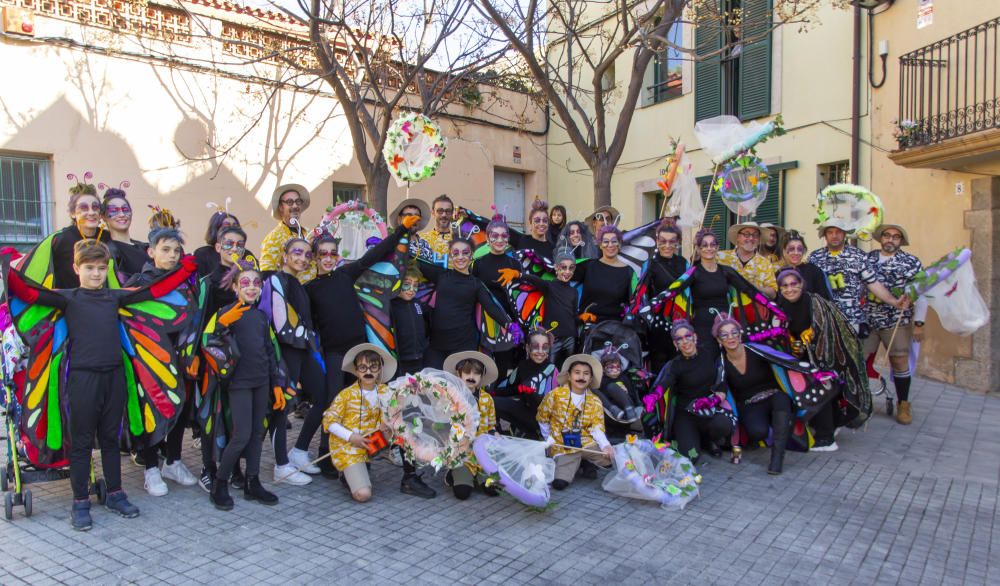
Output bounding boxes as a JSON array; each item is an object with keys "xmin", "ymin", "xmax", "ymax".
[{"xmin": 896, "ymin": 17, "xmax": 1000, "ymax": 149}]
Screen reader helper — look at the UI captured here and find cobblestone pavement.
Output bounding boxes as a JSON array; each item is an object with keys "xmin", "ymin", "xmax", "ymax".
[{"xmin": 2, "ymin": 377, "xmax": 998, "ymax": 585}]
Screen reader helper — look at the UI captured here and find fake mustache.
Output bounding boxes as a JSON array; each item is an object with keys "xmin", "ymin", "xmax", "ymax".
[{"xmin": 464, "ymin": 378, "xmax": 478, "ymax": 384}]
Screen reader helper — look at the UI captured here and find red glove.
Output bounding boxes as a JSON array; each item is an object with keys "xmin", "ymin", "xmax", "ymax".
[
  {"xmin": 180, "ymin": 254, "xmax": 198, "ymax": 274},
  {"xmin": 517, "ymin": 384, "xmax": 535, "ymax": 395}
]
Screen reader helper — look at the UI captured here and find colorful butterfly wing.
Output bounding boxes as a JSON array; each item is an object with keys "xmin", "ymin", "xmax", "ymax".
[
  {"xmin": 637, "ymin": 267, "xmax": 695, "ymax": 335},
  {"xmin": 514, "ymin": 250, "xmax": 556, "ymax": 280},
  {"xmin": 729, "ymin": 289, "xmax": 788, "ymax": 348},
  {"xmin": 506, "ymin": 280, "xmax": 545, "ymax": 328},
  {"xmin": 8, "ymin": 295, "xmax": 69, "ymax": 466},
  {"xmin": 620, "ymin": 220, "xmax": 658, "ymax": 279},
  {"xmin": 357, "ymin": 261, "xmax": 402, "ymax": 355}
]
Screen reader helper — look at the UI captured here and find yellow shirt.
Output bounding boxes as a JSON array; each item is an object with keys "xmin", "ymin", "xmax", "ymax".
[
  {"xmin": 536, "ymin": 386, "xmax": 605, "ymax": 456},
  {"xmin": 259, "ymin": 222, "xmax": 317, "ymax": 284},
  {"xmin": 322, "ymin": 382, "xmax": 387, "ymax": 470},
  {"xmin": 418, "ymin": 228, "xmax": 452, "ymax": 257},
  {"xmin": 717, "ymin": 249, "xmax": 777, "ymax": 292},
  {"xmin": 475, "ymin": 391, "xmax": 497, "ymax": 436}
]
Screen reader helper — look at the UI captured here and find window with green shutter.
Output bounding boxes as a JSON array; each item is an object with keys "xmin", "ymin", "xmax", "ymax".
[
  {"xmin": 696, "ymin": 160, "xmax": 796, "ymax": 247},
  {"xmin": 695, "ymin": 1, "xmax": 723, "ymax": 122},
  {"xmin": 738, "ymin": 0, "xmax": 773, "ymax": 121}
]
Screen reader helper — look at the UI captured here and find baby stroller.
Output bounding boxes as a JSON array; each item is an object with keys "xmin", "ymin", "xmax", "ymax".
[
  {"xmin": 2, "ymin": 310, "xmax": 107, "ymax": 521},
  {"xmin": 580, "ymin": 321, "xmax": 651, "ymax": 438}
]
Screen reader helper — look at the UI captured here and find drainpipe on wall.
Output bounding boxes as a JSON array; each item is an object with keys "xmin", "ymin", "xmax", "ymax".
[{"xmin": 850, "ymin": 5, "xmax": 862, "ymax": 184}]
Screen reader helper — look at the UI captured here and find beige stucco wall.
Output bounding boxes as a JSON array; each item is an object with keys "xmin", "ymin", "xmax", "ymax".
[
  {"xmin": 866, "ymin": 1, "xmax": 1000, "ymax": 383},
  {"xmin": 0, "ymin": 4, "xmax": 546, "ymax": 249}
]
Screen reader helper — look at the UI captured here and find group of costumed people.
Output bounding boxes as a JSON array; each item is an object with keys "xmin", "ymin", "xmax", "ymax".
[{"xmin": 0, "ymin": 170, "xmax": 949, "ymax": 531}]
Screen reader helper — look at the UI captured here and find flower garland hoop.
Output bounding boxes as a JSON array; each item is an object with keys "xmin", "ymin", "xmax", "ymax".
[
  {"xmin": 815, "ymin": 183, "xmax": 884, "ymax": 241},
  {"xmin": 383, "ymin": 113, "xmax": 447, "ymax": 184},
  {"xmin": 383, "ymin": 369, "xmax": 479, "ymax": 471},
  {"xmin": 714, "ymin": 153, "xmax": 769, "ymax": 206},
  {"xmin": 312, "ymin": 200, "xmax": 388, "ymax": 260}
]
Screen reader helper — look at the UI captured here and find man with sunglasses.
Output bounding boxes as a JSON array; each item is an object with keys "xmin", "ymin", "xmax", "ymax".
[
  {"xmin": 717, "ymin": 221, "xmax": 778, "ymax": 299},
  {"xmin": 260, "ymin": 184, "xmax": 316, "ymax": 284},
  {"xmin": 862, "ymin": 223, "xmax": 927, "ymax": 425}
]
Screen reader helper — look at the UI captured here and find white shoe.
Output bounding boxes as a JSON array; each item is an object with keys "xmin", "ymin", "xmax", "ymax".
[
  {"xmin": 144, "ymin": 468, "xmax": 169, "ymax": 497},
  {"xmin": 811, "ymin": 441, "xmax": 839, "ymax": 453},
  {"xmin": 288, "ymin": 448, "xmax": 320, "ymax": 474},
  {"xmin": 274, "ymin": 463, "xmax": 312, "ymax": 486},
  {"xmin": 161, "ymin": 460, "xmax": 198, "ymax": 486}
]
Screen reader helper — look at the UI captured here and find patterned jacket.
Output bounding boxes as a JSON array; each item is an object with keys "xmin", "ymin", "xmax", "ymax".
[
  {"xmin": 323, "ymin": 382, "xmax": 387, "ymax": 470},
  {"xmin": 717, "ymin": 250, "xmax": 777, "ymax": 292},
  {"xmin": 864, "ymin": 250, "xmax": 923, "ymax": 329},
  {"xmin": 807, "ymin": 246, "xmax": 876, "ymax": 327},
  {"xmin": 536, "ymin": 386, "xmax": 605, "ymax": 456}
]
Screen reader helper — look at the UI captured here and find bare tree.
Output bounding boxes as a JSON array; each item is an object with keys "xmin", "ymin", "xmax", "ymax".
[
  {"xmin": 474, "ymin": 0, "xmax": 828, "ymax": 209},
  {"xmin": 289, "ymin": 0, "xmax": 516, "ymax": 212}
]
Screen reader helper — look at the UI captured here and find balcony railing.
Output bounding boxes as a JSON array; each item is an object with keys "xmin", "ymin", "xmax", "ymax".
[{"xmin": 897, "ymin": 17, "xmax": 1000, "ymax": 149}]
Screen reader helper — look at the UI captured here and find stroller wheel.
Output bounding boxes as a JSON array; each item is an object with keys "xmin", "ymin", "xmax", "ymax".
[
  {"xmin": 95, "ymin": 478, "xmax": 108, "ymax": 505},
  {"xmin": 885, "ymin": 398, "xmax": 895, "ymax": 417},
  {"xmin": 1, "ymin": 469, "xmax": 7, "ymax": 493},
  {"xmin": 22, "ymin": 489, "xmax": 31, "ymax": 517},
  {"xmin": 4, "ymin": 491, "xmax": 12, "ymax": 520}
]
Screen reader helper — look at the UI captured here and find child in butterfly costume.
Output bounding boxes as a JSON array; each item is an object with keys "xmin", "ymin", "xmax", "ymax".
[
  {"xmin": 200, "ymin": 262, "xmax": 289, "ymax": 511},
  {"xmin": 4, "ymin": 241, "xmax": 197, "ymax": 531}
]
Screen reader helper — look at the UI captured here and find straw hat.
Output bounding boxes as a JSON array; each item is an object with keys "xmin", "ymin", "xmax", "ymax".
[
  {"xmin": 390, "ymin": 198, "xmax": 430, "ymax": 231},
  {"xmin": 586, "ymin": 205, "xmax": 620, "ymax": 226},
  {"xmin": 726, "ymin": 221, "xmax": 762, "ymax": 246},
  {"xmin": 758, "ymin": 222, "xmax": 786, "ymax": 243},
  {"xmin": 341, "ymin": 343, "xmax": 397, "ymax": 383},
  {"xmin": 270, "ymin": 184, "xmax": 311, "ymax": 220},
  {"xmin": 557, "ymin": 354, "xmax": 603, "ymax": 389},
  {"xmin": 816, "ymin": 218, "xmax": 854, "ymax": 239},
  {"xmin": 872, "ymin": 223, "xmax": 910, "ymax": 246},
  {"xmin": 443, "ymin": 351, "xmax": 499, "ymax": 387}
]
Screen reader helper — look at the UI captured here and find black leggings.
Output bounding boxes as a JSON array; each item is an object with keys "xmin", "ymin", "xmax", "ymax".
[
  {"xmin": 292, "ymin": 348, "xmax": 337, "ymax": 454},
  {"xmin": 551, "ymin": 337, "xmax": 575, "ymax": 371},
  {"xmin": 739, "ymin": 392, "xmax": 792, "ymax": 444},
  {"xmin": 594, "ymin": 383, "xmax": 635, "ymax": 413},
  {"xmin": 672, "ymin": 409, "xmax": 733, "ymax": 461},
  {"xmin": 217, "ymin": 385, "xmax": 267, "ymax": 481},
  {"xmin": 143, "ymin": 381, "xmax": 194, "ymax": 469},
  {"xmin": 68, "ymin": 367, "xmax": 126, "ymax": 500}
]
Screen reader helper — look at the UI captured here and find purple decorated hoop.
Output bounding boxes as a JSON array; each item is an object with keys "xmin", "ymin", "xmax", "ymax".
[{"xmin": 473, "ymin": 434, "xmax": 552, "ymax": 508}]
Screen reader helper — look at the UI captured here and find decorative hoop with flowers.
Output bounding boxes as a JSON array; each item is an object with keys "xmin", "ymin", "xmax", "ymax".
[
  {"xmin": 382, "ymin": 113, "xmax": 447, "ymax": 186},
  {"xmin": 312, "ymin": 200, "xmax": 388, "ymax": 261},
  {"xmin": 601, "ymin": 436, "xmax": 702, "ymax": 510},
  {"xmin": 714, "ymin": 153, "xmax": 770, "ymax": 215},
  {"xmin": 814, "ymin": 183, "xmax": 884, "ymax": 241},
  {"xmin": 382, "ymin": 368, "xmax": 479, "ymax": 471}
]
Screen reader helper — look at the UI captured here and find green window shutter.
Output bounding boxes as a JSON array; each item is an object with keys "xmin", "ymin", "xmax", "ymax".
[
  {"xmin": 738, "ymin": 0, "xmax": 773, "ymax": 121},
  {"xmin": 698, "ymin": 178, "xmax": 732, "ymax": 248},
  {"xmin": 694, "ymin": 4, "xmax": 723, "ymax": 122},
  {"xmin": 752, "ymin": 169, "xmax": 783, "ymax": 225}
]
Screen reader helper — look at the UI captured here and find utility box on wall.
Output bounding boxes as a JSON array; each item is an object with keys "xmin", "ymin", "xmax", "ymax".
[{"xmin": 3, "ymin": 7, "xmax": 35, "ymax": 36}]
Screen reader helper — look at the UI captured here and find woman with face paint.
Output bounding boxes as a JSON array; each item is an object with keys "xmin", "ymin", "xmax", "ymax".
[
  {"xmin": 40, "ymin": 176, "xmax": 119, "ymax": 289},
  {"xmin": 573, "ymin": 225, "xmax": 635, "ymax": 325},
  {"xmin": 194, "ymin": 211, "xmax": 243, "ymax": 279},
  {"xmin": 643, "ymin": 320, "xmax": 734, "ymax": 464},
  {"xmin": 299, "ymin": 220, "xmax": 418, "ymax": 477},
  {"xmin": 101, "ymin": 186, "xmax": 148, "ymax": 278},
  {"xmin": 417, "ymin": 238, "xmax": 519, "ymax": 369},
  {"xmin": 471, "ymin": 215, "xmax": 523, "ymax": 378},
  {"xmin": 641, "ymin": 218, "xmax": 690, "ymax": 373},
  {"xmin": 778, "ymin": 230, "xmax": 832, "ymax": 300}
]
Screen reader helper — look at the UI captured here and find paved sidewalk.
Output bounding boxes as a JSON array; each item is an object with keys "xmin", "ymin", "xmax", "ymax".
[{"xmin": 1, "ymin": 377, "xmax": 998, "ymax": 585}]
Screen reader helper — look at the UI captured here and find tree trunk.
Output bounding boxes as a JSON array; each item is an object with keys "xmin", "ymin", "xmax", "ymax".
[
  {"xmin": 592, "ymin": 160, "xmax": 613, "ymax": 210},
  {"xmin": 366, "ymin": 160, "xmax": 392, "ymax": 215}
]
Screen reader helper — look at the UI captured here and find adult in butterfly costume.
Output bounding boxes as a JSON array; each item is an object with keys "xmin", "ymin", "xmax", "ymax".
[
  {"xmin": 776, "ymin": 267, "xmax": 871, "ymax": 452},
  {"xmin": 4, "ymin": 243, "xmax": 196, "ymax": 530},
  {"xmin": 631, "ymin": 219, "xmax": 689, "ymax": 374}
]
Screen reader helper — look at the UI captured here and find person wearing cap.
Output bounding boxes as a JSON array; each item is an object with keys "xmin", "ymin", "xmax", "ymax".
[
  {"xmin": 322, "ymin": 343, "xmax": 436, "ymax": 502},
  {"xmin": 443, "ymin": 351, "xmax": 500, "ymax": 500},
  {"xmin": 758, "ymin": 223, "xmax": 785, "ymax": 264},
  {"xmin": 862, "ymin": 224, "xmax": 928, "ymax": 426},
  {"xmin": 807, "ymin": 221, "xmax": 908, "ymax": 331},
  {"xmin": 536, "ymin": 354, "xmax": 613, "ymax": 490},
  {"xmin": 717, "ymin": 221, "xmax": 778, "ymax": 298},
  {"xmin": 259, "ymin": 184, "xmax": 316, "ymax": 284},
  {"xmin": 418, "ymin": 194, "xmax": 456, "ymax": 258}
]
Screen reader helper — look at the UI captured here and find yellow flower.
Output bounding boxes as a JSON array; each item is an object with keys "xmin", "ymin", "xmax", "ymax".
[{"xmin": 626, "ymin": 434, "xmax": 638, "ymax": 444}]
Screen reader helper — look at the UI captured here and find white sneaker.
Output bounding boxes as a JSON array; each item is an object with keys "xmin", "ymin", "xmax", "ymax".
[
  {"xmin": 274, "ymin": 463, "xmax": 312, "ymax": 486},
  {"xmin": 161, "ymin": 460, "xmax": 198, "ymax": 486},
  {"xmin": 288, "ymin": 448, "xmax": 320, "ymax": 474},
  {"xmin": 811, "ymin": 441, "xmax": 839, "ymax": 453},
  {"xmin": 144, "ymin": 468, "xmax": 169, "ymax": 497}
]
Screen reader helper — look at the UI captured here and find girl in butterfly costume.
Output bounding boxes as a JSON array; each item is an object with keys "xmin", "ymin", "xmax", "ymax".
[{"xmin": 4, "ymin": 241, "xmax": 197, "ymax": 530}]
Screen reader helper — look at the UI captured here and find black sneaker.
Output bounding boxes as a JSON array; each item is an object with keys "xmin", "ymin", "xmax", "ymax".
[
  {"xmin": 71, "ymin": 500, "xmax": 92, "ymax": 531},
  {"xmin": 198, "ymin": 468, "xmax": 213, "ymax": 494},
  {"xmin": 244, "ymin": 475, "xmax": 279, "ymax": 506},
  {"xmin": 105, "ymin": 491, "xmax": 140, "ymax": 519},
  {"xmin": 400, "ymin": 474, "xmax": 437, "ymax": 499},
  {"xmin": 211, "ymin": 478, "xmax": 234, "ymax": 511},
  {"xmin": 551, "ymin": 479, "xmax": 569, "ymax": 491},
  {"xmin": 579, "ymin": 461, "xmax": 598, "ymax": 479}
]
